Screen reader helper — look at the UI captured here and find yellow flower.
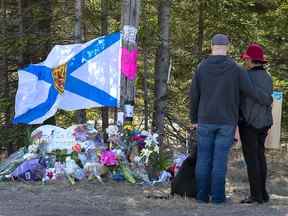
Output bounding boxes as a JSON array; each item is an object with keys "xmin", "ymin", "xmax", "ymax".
[{"xmin": 123, "ymin": 124, "xmax": 133, "ymax": 131}]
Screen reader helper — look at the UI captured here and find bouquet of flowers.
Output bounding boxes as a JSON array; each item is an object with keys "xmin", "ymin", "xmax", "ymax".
[{"xmin": 136, "ymin": 132, "xmax": 160, "ymax": 164}]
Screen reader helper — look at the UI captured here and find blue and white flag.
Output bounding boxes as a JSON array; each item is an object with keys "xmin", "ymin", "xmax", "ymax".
[{"xmin": 13, "ymin": 32, "xmax": 121, "ymax": 124}]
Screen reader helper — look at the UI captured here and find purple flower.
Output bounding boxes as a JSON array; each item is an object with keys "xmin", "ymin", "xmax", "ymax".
[{"xmin": 100, "ymin": 150, "xmax": 118, "ymax": 166}]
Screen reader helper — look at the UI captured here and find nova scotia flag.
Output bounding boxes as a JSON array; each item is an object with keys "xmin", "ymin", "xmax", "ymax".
[{"xmin": 13, "ymin": 32, "xmax": 121, "ymax": 124}]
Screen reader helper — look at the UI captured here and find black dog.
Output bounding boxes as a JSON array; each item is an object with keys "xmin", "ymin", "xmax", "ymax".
[
  {"xmin": 171, "ymin": 129, "xmax": 197, "ymax": 198},
  {"xmin": 146, "ymin": 130, "xmax": 197, "ymax": 200},
  {"xmin": 146, "ymin": 153, "xmax": 197, "ymax": 200},
  {"xmin": 170, "ymin": 154, "xmax": 197, "ymax": 198}
]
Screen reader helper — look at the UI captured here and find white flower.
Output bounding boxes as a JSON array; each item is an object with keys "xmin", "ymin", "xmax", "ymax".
[
  {"xmin": 23, "ymin": 153, "xmax": 37, "ymax": 160},
  {"xmin": 86, "ymin": 120, "xmax": 97, "ymax": 132},
  {"xmin": 153, "ymin": 145, "xmax": 160, "ymax": 154},
  {"xmin": 144, "ymin": 132, "xmax": 159, "ymax": 147},
  {"xmin": 144, "ymin": 137, "xmax": 153, "ymax": 147},
  {"xmin": 133, "ymin": 156, "xmax": 141, "ymax": 163},
  {"xmin": 112, "ymin": 149, "xmax": 124, "ymax": 158},
  {"xmin": 28, "ymin": 144, "xmax": 39, "ymax": 153},
  {"xmin": 140, "ymin": 148, "xmax": 153, "ymax": 164},
  {"xmin": 140, "ymin": 130, "xmax": 149, "ymax": 136},
  {"xmin": 151, "ymin": 133, "xmax": 159, "ymax": 144},
  {"xmin": 140, "ymin": 148, "xmax": 152, "ymax": 158},
  {"xmin": 65, "ymin": 157, "xmax": 78, "ymax": 175}
]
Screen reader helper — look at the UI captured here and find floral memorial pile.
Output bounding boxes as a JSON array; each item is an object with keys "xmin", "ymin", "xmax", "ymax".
[{"xmin": 0, "ymin": 122, "xmax": 179, "ymax": 185}]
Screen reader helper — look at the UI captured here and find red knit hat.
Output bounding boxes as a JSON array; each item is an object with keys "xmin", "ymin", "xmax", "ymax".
[{"xmin": 241, "ymin": 43, "xmax": 267, "ymax": 64}]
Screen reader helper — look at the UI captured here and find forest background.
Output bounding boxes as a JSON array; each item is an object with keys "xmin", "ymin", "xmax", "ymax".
[{"xmin": 0, "ymin": 0, "xmax": 287, "ymax": 154}]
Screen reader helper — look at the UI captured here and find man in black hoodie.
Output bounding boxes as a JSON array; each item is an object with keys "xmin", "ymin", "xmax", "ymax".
[{"xmin": 189, "ymin": 34, "xmax": 273, "ymax": 203}]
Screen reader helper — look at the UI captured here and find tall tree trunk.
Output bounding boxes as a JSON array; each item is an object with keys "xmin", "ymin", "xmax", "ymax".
[
  {"xmin": 101, "ymin": 0, "xmax": 109, "ymax": 143},
  {"xmin": 197, "ymin": 0, "xmax": 204, "ymax": 62},
  {"xmin": 74, "ymin": 0, "xmax": 86, "ymax": 124},
  {"xmin": 120, "ymin": 0, "xmax": 141, "ymax": 125},
  {"xmin": 40, "ymin": 0, "xmax": 56, "ymax": 125},
  {"xmin": 0, "ymin": 0, "xmax": 13, "ymax": 154},
  {"xmin": 142, "ymin": 0, "xmax": 149, "ymax": 130},
  {"xmin": 75, "ymin": 0, "xmax": 82, "ymax": 42},
  {"xmin": 21, "ymin": 0, "xmax": 55, "ymax": 128},
  {"xmin": 0, "ymin": 0, "xmax": 8, "ymax": 112},
  {"xmin": 17, "ymin": 0, "xmax": 24, "ymax": 65},
  {"xmin": 153, "ymin": 0, "xmax": 171, "ymax": 148}
]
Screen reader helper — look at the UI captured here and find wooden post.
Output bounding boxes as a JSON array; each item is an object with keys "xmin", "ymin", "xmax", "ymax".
[
  {"xmin": 120, "ymin": 0, "xmax": 141, "ymax": 125},
  {"xmin": 235, "ymin": 92, "xmax": 284, "ymax": 150},
  {"xmin": 265, "ymin": 91, "xmax": 284, "ymax": 149}
]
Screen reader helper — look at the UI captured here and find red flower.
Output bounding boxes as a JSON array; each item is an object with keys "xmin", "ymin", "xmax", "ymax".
[
  {"xmin": 72, "ymin": 144, "xmax": 81, "ymax": 153},
  {"xmin": 131, "ymin": 135, "xmax": 145, "ymax": 142}
]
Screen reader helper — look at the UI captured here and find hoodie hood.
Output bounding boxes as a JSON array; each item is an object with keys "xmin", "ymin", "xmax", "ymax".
[{"xmin": 203, "ymin": 55, "xmax": 235, "ymax": 76}]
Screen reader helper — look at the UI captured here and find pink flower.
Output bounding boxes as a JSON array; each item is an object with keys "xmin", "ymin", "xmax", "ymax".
[
  {"xmin": 100, "ymin": 150, "xmax": 118, "ymax": 166},
  {"xmin": 72, "ymin": 144, "xmax": 81, "ymax": 153}
]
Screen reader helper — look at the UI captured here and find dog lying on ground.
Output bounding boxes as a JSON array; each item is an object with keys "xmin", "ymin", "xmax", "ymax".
[
  {"xmin": 146, "ymin": 129, "xmax": 197, "ymax": 200},
  {"xmin": 171, "ymin": 129, "xmax": 197, "ymax": 198},
  {"xmin": 170, "ymin": 153, "xmax": 197, "ymax": 198}
]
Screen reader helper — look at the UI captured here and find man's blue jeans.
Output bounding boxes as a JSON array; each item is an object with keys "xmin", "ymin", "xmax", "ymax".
[{"xmin": 196, "ymin": 124, "xmax": 235, "ymax": 203}]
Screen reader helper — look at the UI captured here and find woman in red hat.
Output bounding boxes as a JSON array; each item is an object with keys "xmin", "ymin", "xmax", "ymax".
[{"xmin": 239, "ymin": 43, "xmax": 273, "ymax": 204}]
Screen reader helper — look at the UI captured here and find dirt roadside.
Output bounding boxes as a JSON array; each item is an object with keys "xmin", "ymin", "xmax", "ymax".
[{"xmin": 0, "ymin": 150, "xmax": 287, "ymax": 216}]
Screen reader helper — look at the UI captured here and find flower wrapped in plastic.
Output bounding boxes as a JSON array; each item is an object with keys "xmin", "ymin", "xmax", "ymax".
[
  {"xmin": 84, "ymin": 161, "xmax": 103, "ymax": 182},
  {"xmin": 106, "ymin": 125, "xmax": 119, "ymax": 138},
  {"xmin": 106, "ymin": 125, "xmax": 121, "ymax": 147},
  {"xmin": 72, "ymin": 125, "xmax": 89, "ymax": 142},
  {"xmin": 0, "ymin": 148, "xmax": 27, "ymax": 179},
  {"xmin": 64, "ymin": 157, "xmax": 85, "ymax": 184}
]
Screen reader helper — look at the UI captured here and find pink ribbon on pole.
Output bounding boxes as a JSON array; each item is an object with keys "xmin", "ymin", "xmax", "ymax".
[{"xmin": 121, "ymin": 47, "xmax": 138, "ymax": 80}]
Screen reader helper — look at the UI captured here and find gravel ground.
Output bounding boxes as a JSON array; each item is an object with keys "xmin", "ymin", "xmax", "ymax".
[{"xmin": 0, "ymin": 150, "xmax": 287, "ymax": 216}]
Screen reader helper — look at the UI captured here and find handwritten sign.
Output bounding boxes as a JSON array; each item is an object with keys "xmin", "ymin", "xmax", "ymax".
[
  {"xmin": 124, "ymin": 104, "xmax": 134, "ymax": 118},
  {"xmin": 123, "ymin": 25, "xmax": 138, "ymax": 43},
  {"xmin": 48, "ymin": 129, "xmax": 74, "ymax": 153},
  {"xmin": 32, "ymin": 125, "xmax": 74, "ymax": 153}
]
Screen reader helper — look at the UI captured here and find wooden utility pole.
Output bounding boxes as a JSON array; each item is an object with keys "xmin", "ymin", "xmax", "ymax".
[
  {"xmin": 154, "ymin": 0, "xmax": 171, "ymax": 147},
  {"xmin": 74, "ymin": 0, "xmax": 86, "ymax": 124},
  {"xmin": 101, "ymin": 0, "xmax": 109, "ymax": 143},
  {"xmin": 120, "ymin": 0, "xmax": 141, "ymax": 125}
]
